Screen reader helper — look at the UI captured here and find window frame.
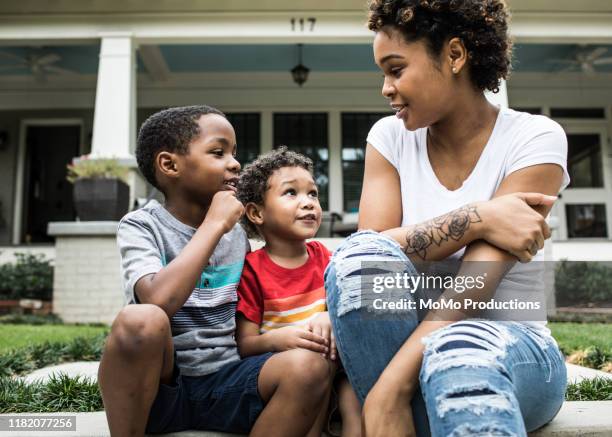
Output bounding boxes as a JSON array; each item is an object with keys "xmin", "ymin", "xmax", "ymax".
[
  {"xmin": 340, "ymin": 111, "xmax": 391, "ymax": 213},
  {"xmin": 225, "ymin": 112, "xmax": 261, "ymax": 167},
  {"xmin": 552, "ymin": 121, "xmax": 612, "ymax": 240},
  {"xmin": 272, "ymin": 112, "xmax": 330, "ymax": 210},
  {"xmin": 212, "ymin": 106, "xmax": 393, "ymax": 216}
]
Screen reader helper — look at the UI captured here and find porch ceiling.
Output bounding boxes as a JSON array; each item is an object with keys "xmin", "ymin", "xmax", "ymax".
[
  {"xmin": 1, "ymin": 43, "xmax": 612, "ymax": 78},
  {"xmin": 1, "ymin": 0, "xmax": 612, "ymax": 14}
]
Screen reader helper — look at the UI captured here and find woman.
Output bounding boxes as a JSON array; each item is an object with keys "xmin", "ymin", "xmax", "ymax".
[{"xmin": 325, "ymin": 1, "xmax": 568, "ymax": 436}]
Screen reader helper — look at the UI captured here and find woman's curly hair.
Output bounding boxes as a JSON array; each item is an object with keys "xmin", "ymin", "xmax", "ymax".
[
  {"xmin": 237, "ymin": 146, "xmax": 314, "ymax": 239},
  {"xmin": 368, "ymin": 0, "xmax": 512, "ymax": 92}
]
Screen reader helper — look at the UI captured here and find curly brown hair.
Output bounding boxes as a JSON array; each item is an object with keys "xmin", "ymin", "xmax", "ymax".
[
  {"xmin": 368, "ymin": 0, "xmax": 512, "ymax": 92},
  {"xmin": 237, "ymin": 146, "xmax": 315, "ymax": 239}
]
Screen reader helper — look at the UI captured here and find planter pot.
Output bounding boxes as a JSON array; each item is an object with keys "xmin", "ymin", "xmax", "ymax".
[{"xmin": 73, "ymin": 178, "xmax": 130, "ymax": 221}]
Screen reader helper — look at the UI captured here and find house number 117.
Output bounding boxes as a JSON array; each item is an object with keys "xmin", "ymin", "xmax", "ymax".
[{"xmin": 291, "ymin": 17, "xmax": 316, "ymax": 32}]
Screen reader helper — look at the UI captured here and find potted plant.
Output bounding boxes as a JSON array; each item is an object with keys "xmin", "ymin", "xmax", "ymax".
[{"xmin": 67, "ymin": 155, "xmax": 130, "ymax": 221}]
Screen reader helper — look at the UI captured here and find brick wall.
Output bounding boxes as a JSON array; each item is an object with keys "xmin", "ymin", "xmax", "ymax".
[{"xmin": 52, "ymin": 235, "xmax": 124, "ymax": 325}]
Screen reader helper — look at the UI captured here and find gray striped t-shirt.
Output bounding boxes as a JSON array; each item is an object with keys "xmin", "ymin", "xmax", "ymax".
[{"xmin": 117, "ymin": 200, "xmax": 249, "ymax": 376}]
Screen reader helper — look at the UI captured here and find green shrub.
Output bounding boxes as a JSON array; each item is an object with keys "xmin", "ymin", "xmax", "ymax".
[
  {"xmin": 0, "ymin": 374, "xmax": 103, "ymax": 413},
  {"xmin": 566, "ymin": 377, "xmax": 612, "ymax": 401},
  {"xmin": 0, "ymin": 314, "xmax": 63, "ymax": 325},
  {"xmin": 566, "ymin": 346, "xmax": 611, "ymax": 371},
  {"xmin": 0, "ymin": 253, "xmax": 53, "ymax": 301},
  {"xmin": 555, "ymin": 260, "xmax": 612, "ymax": 306}
]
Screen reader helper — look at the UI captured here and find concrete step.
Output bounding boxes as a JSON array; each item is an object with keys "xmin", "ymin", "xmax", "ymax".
[
  {"xmin": 529, "ymin": 401, "xmax": 612, "ymax": 437},
  {"xmin": 1, "ymin": 402, "xmax": 612, "ymax": 437},
  {"xmin": 565, "ymin": 363, "xmax": 612, "ymax": 382}
]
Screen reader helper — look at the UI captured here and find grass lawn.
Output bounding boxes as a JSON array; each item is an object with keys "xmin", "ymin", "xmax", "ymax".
[
  {"xmin": 0, "ymin": 320, "xmax": 608, "ymax": 372},
  {"xmin": 0, "ymin": 324, "xmax": 108, "ymax": 353},
  {"xmin": 548, "ymin": 322, "xmax": 611, "ymax": 356},
  {"xmin": 0, "ymin": 321, "xmax": 608, "ymax": 358}
]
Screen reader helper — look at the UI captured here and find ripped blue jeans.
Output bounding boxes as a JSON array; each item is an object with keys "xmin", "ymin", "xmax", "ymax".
[{"xmin": 325, "ymin": 231, "xmax": 566, "ymax": 437}]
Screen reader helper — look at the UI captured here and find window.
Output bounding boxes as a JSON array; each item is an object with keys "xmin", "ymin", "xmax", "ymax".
[
  {"xmin": 273, "ymin": 113, "xmax": 329, "ymax": 209},
  {"xmin": 566, "ymin": 204, "xmax": 608, "ymax": 238},
  {"xmin": 567, "ymin": 134, "xmax": 604, "ymax": 188},
  {"xmin": 225, "ymin": 113, "xmax": 260, "ymax": 166},
  {"xmin": 550, "ymin": 108, "xmax": 605, "ymax": 119},
  {"xmin": 555, "ymin": 124, "xmax": 610, "ymax": 240},
  {"xmin": 514, "ymin": 107, "xmax": 542, "ymax": 115},
  {"xmin": 341, "ymin": 113, "xmax": 389, "ymax": 212}
]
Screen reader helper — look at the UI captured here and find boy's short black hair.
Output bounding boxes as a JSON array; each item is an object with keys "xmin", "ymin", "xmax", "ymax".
[
  {"xmin": 237, "ymin": 146, "xmax": 314, "ymax": 238},
  {"xmin": 136, "ymin": 105, "xmax": 226, "ymax": 190},
  {"xmin": 368, "ymin": 0, "xmax": 512, "ymax": 93}
]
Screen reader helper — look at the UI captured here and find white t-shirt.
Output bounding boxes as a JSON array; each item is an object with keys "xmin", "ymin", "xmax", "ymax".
[{"xmin": 367, "ymin": 106, "xmax": 570, "ymax": 323}]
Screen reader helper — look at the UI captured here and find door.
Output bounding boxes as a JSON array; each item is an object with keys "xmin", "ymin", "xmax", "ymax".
[{"xmin": 22, "ymin": 125, "xmax": 80, "ymax": 243}]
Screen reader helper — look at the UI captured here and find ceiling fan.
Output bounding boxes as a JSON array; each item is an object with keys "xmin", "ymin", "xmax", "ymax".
[
  {"xmin": 0, "ymin": 49, "xmax": 77, "ymax": 82},
  {"xmin": 549, "ymin": 46, "xmax": 612, "ymax": 74}
]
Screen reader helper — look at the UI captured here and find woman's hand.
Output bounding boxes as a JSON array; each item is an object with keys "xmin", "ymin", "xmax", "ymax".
[
  {"xmin": 306, "ymin": 312, "xmax": 337, "ymax": 360},
  {"xmin": 478, "ymin": 192, "xmax": 556, "ymax": 263},
  {"xmin": 363, "ymin": 378, "xmax": 416, "ymax": 437}
]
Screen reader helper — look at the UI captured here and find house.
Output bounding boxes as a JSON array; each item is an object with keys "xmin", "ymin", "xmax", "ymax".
[{"xmin": 0, "ymin": 0, "xmax": 611, "ymax": 263}]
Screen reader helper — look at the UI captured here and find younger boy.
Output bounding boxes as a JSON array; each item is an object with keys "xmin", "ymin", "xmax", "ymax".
[
  {"xmin": 236, "ymin": 147, "xmax": 362, "ymax": 437},
  {"xmin": 98, "ymin": 106, "xmax": 331, "ymax": 436}
]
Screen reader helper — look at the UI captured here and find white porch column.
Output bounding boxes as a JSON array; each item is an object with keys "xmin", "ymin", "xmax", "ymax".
[
  {"xmin": 485, "ymin": 79, "xmax": 508, "ymax": 108},
  {"xmin": 328, "ymin": 110, "xmax": 343, "ymax": 214},
  {"xmin": 91, "ymin": 34, "xmax": 147, "ymax": 206},
  {"xmin": 91, "ymin": 33, "xmax": 137, "ymax": 159},
  {"xmin": 260, "ymin": 111, "xmax": 273, "ymax": 154}
]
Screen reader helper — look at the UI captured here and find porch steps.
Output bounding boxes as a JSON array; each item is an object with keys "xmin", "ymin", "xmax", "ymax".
[
  {"xmin": 1, "ymin": 401, "xmax": 611, "ymax": 437},
  {"xmin": 3, "ymin": 362, "xmax": 610, "ymax": 436}
]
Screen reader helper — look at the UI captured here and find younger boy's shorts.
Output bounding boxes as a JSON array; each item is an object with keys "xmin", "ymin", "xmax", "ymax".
[{"xmin": 145, "ymin": 352, "xmax": 274, "ymax": 434}]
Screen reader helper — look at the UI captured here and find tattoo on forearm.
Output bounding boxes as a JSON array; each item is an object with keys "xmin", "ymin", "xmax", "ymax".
[{"xmin": 404, "ymin": 205, "xmax": 482, "ymax": 259}]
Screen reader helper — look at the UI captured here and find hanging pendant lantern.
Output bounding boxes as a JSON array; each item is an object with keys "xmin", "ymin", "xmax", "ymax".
[{"xmin": 291, "ymin": 44, "xmax": 309, "ymax": 87}]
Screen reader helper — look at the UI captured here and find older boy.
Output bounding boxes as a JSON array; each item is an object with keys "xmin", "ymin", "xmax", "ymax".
[{"xmin": 98, "ymin": 106, "xmax": 331, "ymax": 436}]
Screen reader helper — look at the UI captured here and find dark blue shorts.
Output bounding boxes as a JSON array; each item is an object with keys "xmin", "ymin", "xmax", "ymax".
[{"xmin": 145, "ymin": 352, "xmax": 273, "ymax": 434}]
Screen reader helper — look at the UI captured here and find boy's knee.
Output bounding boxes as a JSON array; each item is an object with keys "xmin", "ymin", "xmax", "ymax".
[
  {"xmin": 109, "ymin": 304, "xmax": 170, "ymax": 355},
  {"xmin": 283, "ymin": 349, "xmax": 331, "ymax": 392}
]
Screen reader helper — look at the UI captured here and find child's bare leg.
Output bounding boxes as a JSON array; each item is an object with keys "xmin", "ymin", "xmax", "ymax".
[
  {"xmin": 338, "ymin": 376, "xmax": 362, "ymax": 437},
  {"xmin": 305, "ymin": 359, "xmax": 336, "ymax": 437},
  {"xmin": 98, "ymin": 304, "xmax": 174, "ymax": 437},
  {"xmin": 252, "ymin": 349, "xmax": 332, "ymax": 437}
]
